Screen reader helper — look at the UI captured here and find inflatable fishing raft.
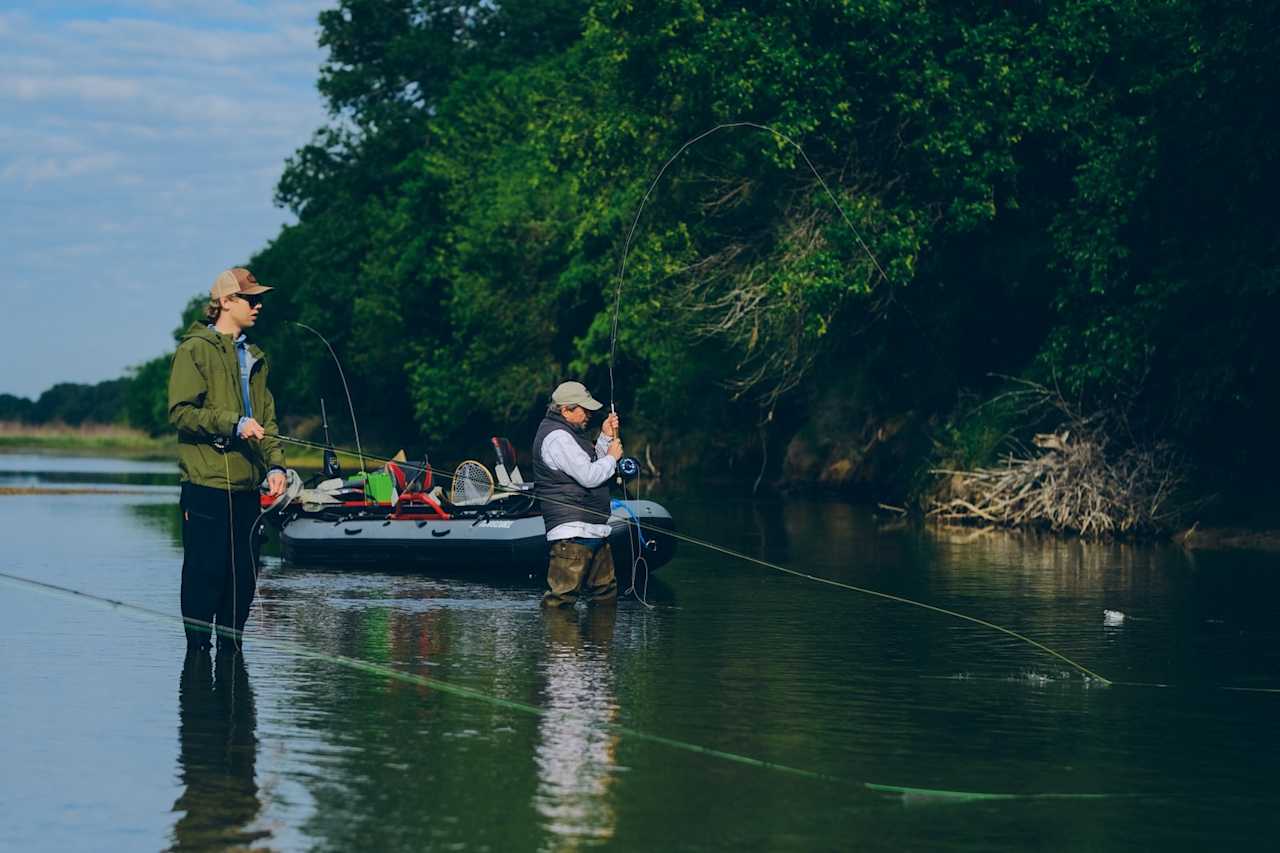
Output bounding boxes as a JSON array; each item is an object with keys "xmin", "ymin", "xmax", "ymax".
[{"xmin": 261, "ymin": 437, "xmax": 677, "ymax": 575}]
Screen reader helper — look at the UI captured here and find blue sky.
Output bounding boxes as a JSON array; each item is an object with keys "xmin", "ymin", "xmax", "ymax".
[{"xmin": 1, "ymin": 1, "xmax": 331, "ymax": 397}]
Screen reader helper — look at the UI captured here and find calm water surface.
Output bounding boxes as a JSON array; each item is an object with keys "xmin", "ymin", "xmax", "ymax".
[{"xmin": 2, "ymin": 453, "xmax": 1278, "ymax": 851}]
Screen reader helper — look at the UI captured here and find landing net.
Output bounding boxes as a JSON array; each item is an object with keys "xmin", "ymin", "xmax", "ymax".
[{"xmin": 450, "ymin": 460, "xmax": 494, "ymax": 506}]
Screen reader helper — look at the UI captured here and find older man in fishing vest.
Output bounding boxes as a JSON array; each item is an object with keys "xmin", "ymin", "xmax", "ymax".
[
  {"xmin": 532, "ymin": 381, "xmax": 624, "ymax": 608},
  {"xmin": 168, "ymin": 268, "xmax": 287, "ymax": 656}
]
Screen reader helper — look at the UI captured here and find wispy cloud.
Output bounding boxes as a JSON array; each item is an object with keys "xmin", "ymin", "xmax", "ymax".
[
  {"xmin": 0, "ymin": 2, "xmax": 333, "ymax": 396},
  {"xmin": 2, "ymin": 152, "xmax": 123, "ymax": 184}
]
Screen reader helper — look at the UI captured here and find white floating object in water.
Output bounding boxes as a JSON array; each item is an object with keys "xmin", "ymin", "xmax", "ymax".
[{"xmin": 1103, "ymin": 609, "xmax": 1126, "ymax": 626}]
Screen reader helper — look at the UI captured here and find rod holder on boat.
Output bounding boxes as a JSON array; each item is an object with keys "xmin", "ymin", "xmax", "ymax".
[{"xmin": 321, "ymin": 398, "xmax": 342, "ymax": 478}]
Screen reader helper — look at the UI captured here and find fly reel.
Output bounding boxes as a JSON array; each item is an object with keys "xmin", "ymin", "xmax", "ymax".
[{"xmin": 617, "ymin": 455, "xmax": 641, "ymax": 482}]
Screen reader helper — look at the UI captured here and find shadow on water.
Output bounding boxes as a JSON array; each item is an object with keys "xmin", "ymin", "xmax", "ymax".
[{"xmin": 169, "ymin": 652, "xmax": 268, "ymax": 852}]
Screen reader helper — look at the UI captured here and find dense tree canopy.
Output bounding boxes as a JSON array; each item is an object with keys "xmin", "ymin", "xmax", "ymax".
[{"xmin": 74, "ymin": 0, "xmax": 1280, "ymax": 493}]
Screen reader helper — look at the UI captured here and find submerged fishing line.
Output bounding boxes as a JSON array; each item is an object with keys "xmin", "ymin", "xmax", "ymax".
[
  {"xmin": 267, "ymin": 434, "xmax": 1108, "ymax": 683},
  {"xmin": 258, "ymin": 436, "xmax": 1280, "ymax": 693},
  {"xmin": 0, "ymin": 569, "xmax": 1129, "ymax": 802}
]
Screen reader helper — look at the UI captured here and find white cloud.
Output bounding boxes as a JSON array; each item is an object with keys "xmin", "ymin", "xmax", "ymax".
[
  {"xmin": 1, "ymin": 151, "xmax": 123, "ymax": 183},
  {"xmin": 128, "ymin": 0, "xmax": 328, "ymax": 27},
  {"xmin": 65, "ymin": 17, "xmax": 317, "ymax": 65},
  {"xmin": 1, "ymin": 74, "xmax": 143, "ymax": 102},
  {"xmin": 0, "ymin": 2, "xmax": 335, "ymax": 396}
]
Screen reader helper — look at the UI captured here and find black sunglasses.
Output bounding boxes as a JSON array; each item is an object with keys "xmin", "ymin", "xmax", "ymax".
[{"xmin": 235, "ymin": 293, "xmax": 265, "ymax": 308}]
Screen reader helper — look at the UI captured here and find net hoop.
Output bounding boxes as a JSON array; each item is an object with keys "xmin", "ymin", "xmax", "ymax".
[{"xmin": 450, "ymin": 460, "xmax": 495, "ymax": 506}]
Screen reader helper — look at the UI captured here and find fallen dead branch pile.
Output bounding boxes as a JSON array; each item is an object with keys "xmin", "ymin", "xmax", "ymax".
[
  {"xmin": 931, "ymin": 427, "xmax": 1177, "ymax": 535},
  {"xmin": 929, "ymin": 429, "xmax": 1186, "ymax": 538}
]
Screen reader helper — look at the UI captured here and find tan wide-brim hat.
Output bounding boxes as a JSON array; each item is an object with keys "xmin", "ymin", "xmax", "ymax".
[
  {"xmin": 211, "ymin": 267, "xmax": 273, "ymax": 299},
  {"xmin": 551, "ymin": 381, "xmax": 604, "ymax": 410}
]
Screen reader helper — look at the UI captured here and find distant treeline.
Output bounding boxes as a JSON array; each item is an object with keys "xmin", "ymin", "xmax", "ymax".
[
  {"xmin": 1, "ymin": 369, "xmax": 169, "ymax": 434},
  {"xmin": 36, "ymin": 1, "xmax": 1280, "ymax": 498},
  {"xmin": 1, "ymin": 383, "xmax": 132, "ymax": 426},
  {"xmin": 2, "ymin": 308, "xmax": 192, "ymax": 436}
]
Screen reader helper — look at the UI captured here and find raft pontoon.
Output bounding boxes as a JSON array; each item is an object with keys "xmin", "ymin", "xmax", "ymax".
[{"xmin": 263, "ymin": 437, "xmax": 677, "ymax": 576}]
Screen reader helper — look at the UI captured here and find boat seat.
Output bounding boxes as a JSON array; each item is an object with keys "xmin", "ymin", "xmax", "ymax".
[
  {"xmin": 386, "ymin": 461, "xmax": 407, "ymax": 493},
  {"xmin": 491, "ymin": 436, "xmax": 531, "ymax": 494},
  {"xmin": 401, "ymin": 455, "xmax": 433, "ymax": 493}
]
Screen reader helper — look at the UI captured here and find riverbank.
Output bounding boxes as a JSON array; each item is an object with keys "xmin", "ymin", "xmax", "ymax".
[
  {"xmin": 0, "ymin": 422, "xmax": 359, "ymax": 470},
  {"xmin": 0, "ymin": 425, "xmax": 369, "ymax": 476},
  {"xmin": 6, "ymin": 428, "xmax": 1279, "ymax": 554},
  {"xmin": 0, "ymin": 422, "xmax": 173, "ymax": 460},
  {"xmin": 1173, "ymin": 524, "xmax": 1280, "ymax": 553}
]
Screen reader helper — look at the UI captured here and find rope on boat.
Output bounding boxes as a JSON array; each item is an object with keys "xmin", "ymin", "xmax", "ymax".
[
  {"xmin": 0, "ymin": 569, "xmax": 1134, "ymax": 801},
  {"xmin": 269, "ymin": 434, "xmax": 1111, "ymax": 684}
]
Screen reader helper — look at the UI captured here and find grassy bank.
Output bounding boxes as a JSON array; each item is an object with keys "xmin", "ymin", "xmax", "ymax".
[
  {"xmin": 0, "ymin": 421, "xmax": 382, "ymax": 470},
  {"xmin": 0, "ymin": 421, "xmax": 173, "ymax": 459}
]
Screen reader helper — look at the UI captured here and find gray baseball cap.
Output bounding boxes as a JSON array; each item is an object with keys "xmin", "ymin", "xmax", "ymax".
[{"xmin": 551, "ymin": 381, "xmax": 603, "ymax": 410}]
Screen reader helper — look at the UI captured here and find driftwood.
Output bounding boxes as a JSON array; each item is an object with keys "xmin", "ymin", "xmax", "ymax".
[
  {"xmin": 929, "ymin": 432, "xmax": 1183, "ymax": 537},
  {"xmin": 928, "ymin": 395, "xmax": 1186, "ymax": 539}
]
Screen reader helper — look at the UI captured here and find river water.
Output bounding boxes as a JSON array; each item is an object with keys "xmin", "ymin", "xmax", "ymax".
[{"xmin": 1, "ymin": 452, "xmax": 1277, "ymax": 851}]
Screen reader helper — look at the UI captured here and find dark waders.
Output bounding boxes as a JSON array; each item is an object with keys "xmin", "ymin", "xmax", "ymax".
[
  {"xmin": 543, "ymin": 537, "xmax": 618, "ymax": 608},
  {"xmin": 180, "ymin": 482, "xmax": 260, "ymax": 653}
]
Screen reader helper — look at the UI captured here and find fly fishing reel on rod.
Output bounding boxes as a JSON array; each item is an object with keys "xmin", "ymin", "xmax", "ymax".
[{"xmin": 617, "ymin": 455, "xmax": 641, "ymax": 482}]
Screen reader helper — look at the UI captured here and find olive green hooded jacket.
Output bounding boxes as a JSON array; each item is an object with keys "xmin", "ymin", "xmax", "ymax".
[{"xmin": 168, "ymin": 323, "xmax": 286, "ymax": 490}]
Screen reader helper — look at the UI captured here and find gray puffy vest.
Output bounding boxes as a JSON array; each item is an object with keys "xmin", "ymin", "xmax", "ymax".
[{"xmin": 532, "ymin": 412, "xmax": 612, "ymax": 533}]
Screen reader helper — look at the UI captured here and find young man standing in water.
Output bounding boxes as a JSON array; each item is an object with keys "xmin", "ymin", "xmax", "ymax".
[
  {"xmin": 532, "ymin": 381, "xmax": 623, "ymax": 608},
  {"xmin": 168, "ymin": 268, "xmax": 287, "ymax": 656}
]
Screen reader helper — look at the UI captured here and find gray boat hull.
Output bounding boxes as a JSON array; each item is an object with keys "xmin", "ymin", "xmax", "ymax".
[{"xmin": 277, "ymin": 499, "xmax": 676, "ymax": 575}]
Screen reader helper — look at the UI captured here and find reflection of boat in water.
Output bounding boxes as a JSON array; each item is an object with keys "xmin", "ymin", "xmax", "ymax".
[{"xmin": 264, "ymin": 437, "xmax": 677, "ymax": 575}]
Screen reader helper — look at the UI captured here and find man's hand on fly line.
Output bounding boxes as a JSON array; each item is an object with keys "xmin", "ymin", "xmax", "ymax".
[
  {"xmin": 238, "ymin": 418, "xmax": 266, "ymax": 440},
  {"xmin": 267, "ymin": 470, "xmax": 287, "ymax": 497}
]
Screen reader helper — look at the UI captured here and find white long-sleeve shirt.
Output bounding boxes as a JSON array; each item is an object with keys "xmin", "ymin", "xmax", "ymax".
[{"xmin": 540, "ymin": 429, "xmax": 616, "ymax": 541}]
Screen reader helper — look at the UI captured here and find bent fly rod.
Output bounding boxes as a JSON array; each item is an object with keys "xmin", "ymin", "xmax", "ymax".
[
  {"xmin": 291, "ymin": 321, "xmax": 365, "ymax": 474},
  {"xmin": 607, "ymin": 121, "xmax": 892, "ymax": 403}
]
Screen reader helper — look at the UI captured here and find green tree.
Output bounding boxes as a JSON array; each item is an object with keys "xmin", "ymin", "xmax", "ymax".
[{"xmin": 212, "ymin": 0, "xmax": 1278, "ymax": 491}]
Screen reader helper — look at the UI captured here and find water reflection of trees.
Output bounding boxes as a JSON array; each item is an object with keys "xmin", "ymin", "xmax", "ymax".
[
  {"xmin": 923, "ymin": 524, "xmax": 1179, "ymax": 600},
  {"xmin": 131, "ymin": 499, "xmax": 285, "ymax": 565},
  {"xmin": 275, "ymin": 590, "xmax": 547, "ymax": 850},
  {"xmin": 128, "ymin": 500, "xmax": 183, "ymax": 549},
  {"xmin": 534, "ymin": 609, "xmax": 620, "ymax": 852},
  {"xmin": 169, "ymin": 652, "xmax": 269, "ymax": 852},
  {"xmin": 736, "ymin": 496, "xmax": 1182, "ymax": 602}
]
